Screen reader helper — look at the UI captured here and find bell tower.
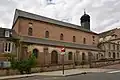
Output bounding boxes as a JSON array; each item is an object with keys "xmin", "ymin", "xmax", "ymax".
[{"xmin": 80, "ymin": 10, "xmax": 90, "ymax": 30}]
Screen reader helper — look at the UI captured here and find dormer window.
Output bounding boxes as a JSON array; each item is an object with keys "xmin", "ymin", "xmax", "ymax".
[{"xmin": 5, "ymin": 30, "xmax": 10, "ymax": 37}]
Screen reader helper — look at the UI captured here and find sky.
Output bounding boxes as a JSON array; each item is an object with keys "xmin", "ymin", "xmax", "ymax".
[{"xmin": 0, "ymin": 0, "xmax": 120, "ymax": 33}]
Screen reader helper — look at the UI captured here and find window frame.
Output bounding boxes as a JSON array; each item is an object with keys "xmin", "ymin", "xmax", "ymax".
[
  {"xmin": 82, "ymin": 53, "xmax": 86, "ymax": 60},
  {"xmin": 5, "ymin": 30, "xmax": 10, "ymax": 37},
  {"xmin": 73, "ymin": 36, "xmax": 76, "ymax": 42},
  {"xmin": 83, "ymin": 38, "xmax": 86, "ymax": 44},
  {"xmin": 4, "ymin": 42, "xmax": 12, "ymax": 53},
  {"xmin": 108, "ymin": 52, "xmax": 111, "ymax": 57},
  {"xmin": 117, "ymin": 52, "xmax": 119, "ymax": 58},
  {"xmin": 28, "ymin": 27, "xmax": 33, "ymax": 36},
  {"xmin": 68, "ymin": 52, "xmax": 73, "ymax": 60},
  {"xmin": 113, "ymin": 44, "xmax": 115, "ymax": 50},
  {"xmin": 60, "ymin": 33, "xmax": 64, "ymax": 40},
  {"xmin": 45, "ymin": 31, "xmax": 49, "ymax": 38}
]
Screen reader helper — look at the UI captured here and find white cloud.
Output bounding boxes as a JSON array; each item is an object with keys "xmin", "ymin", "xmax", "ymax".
[{"xmin": 0, "ymin": 0, "xmax": 120, "ymax": 33}]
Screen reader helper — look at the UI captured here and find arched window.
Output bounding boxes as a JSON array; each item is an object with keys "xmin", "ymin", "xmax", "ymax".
[
  {"xmin": 32, "ymin": 49, "xmax": 38, "ymax": 58},
  {"xmin": 82, "ymin": 53, "xmax": 86, "ymax": 60},
  {"xmin": 60, "ymin": 33, "xmax": 64, "ymax": 40},
  {"xmin": 45, "ymin": 31, "xmax": 49, "ymax": 38},
  {"xmin": 83, "ymin": 38, "xmax": 86, "ymax": 44},
  {"xmin": 28, "ymin": 27, "xmax": 33, "ymax": 36},
  {"xmin": 51, "ymin": 50, "xmax": 58, "ymax": 64},
  {"xmin": 73, "ymin": 36, "xmax": 76, "ymax": 42},
  {"xmin": 68, "ymin": 52, "xmax": 73, "ymax": 60}
]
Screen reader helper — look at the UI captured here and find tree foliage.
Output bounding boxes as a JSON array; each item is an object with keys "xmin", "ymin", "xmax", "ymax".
[{"xmin": 9, "ymin": 54, "xmax": 37, "ymax": 74}]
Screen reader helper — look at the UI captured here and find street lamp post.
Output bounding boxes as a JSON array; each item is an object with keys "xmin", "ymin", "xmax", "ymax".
[
  {"xmin": 62, "ymin": 54, "xmax": 64, "ymax": 75},
  {"xmin": 61, "ymin": 47, "xmax": 65, "ymax": 75}
]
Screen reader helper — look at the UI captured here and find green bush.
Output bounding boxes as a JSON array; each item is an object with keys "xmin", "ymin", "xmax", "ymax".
[{"xmin": 10, "ymin": 54, "xmax": 37, "ymax": 74}]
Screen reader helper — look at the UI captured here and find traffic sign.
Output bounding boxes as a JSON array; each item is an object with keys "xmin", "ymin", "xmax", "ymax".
[{"xmin": 61, "ymin": 48, "xmax": 65, "ymax": 52}]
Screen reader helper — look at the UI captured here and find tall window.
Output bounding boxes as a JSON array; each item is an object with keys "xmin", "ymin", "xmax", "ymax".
[
  {"xmin": 92, "ymin": 36, "xmax": 95, "ymax": 44},
  {"xmin": 82, "ymin": 53, "xmax": 86, "ymax": 60},
  {"xmin": 28, "ymin": 27, "xmax": 33, "ymax": 36},
  {"xmin": 4, "ymin": 42, "xmax": 12, "ymax": 53},
  {"xmin": 33, "ymin": 49, "xmax": 39, "ymax": 58},
  {"xmin": 96, "ymin": 54, "xmax": 99, "ymax": 60},
  {"xmin": 109, "ymin": 44, "xmax": 111, "ymax": 50},
  {"xmin": 119, "ymin": 45, "xmax": 120, "ymax": 51},
  {"xmin": 83, "ymin": 38, "xmax": 86, "ymax": 44},
  {"xmin": 113, "ymin": 44, "xmax": 115, "ymax": 50},
  {"xmin": 109, "ymin": 52, "xmax": 111, "ymax": 57},
  {"xmin": 60, "ymin": 33, "xmax": 64, "ymax": 40},
  {"xmin": 68, "ymin": 52, "xmax": 73, "ymax": 60},
  {"xmin": 117, "ymin": 45, "xmax": 119, "ymax": 50},
  {"xmin": 92, "ymin": 36, "xmax": 95, "ymax": 41},
  {"xmin": 45, "ymin": 31, "xmax": 49, "ymax": 38},
  {"xmin": 117, "ymin": 53, "xmax": 119, "ymax": 58},
  {"xmin": 73, "ymin": 36, "xmax": 76, "ymax": 42}
]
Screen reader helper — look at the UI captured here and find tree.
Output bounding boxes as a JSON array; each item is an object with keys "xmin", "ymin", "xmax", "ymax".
[{"xmin": 10, "ymin": 54, "xmax": 37, "ymax": 74}]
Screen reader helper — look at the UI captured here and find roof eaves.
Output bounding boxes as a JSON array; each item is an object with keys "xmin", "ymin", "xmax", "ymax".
[{"xmin": 20, "ymin": 36, "xmax": 100, "ymax": 51}]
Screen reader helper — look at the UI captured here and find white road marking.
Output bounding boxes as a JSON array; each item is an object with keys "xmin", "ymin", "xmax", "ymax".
[
  {"xmin": 43, "ymin": 77, "xmax": 58, "ymax": 80},
  {"xmin": 107, "ymin": 70, "xmax": 120, "ymax": 73}
]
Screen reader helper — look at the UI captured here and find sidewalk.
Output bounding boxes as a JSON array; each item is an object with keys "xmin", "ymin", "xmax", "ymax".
[
  {"xmin": 0, "ymin": 68, "xmax": 114, "ymax": 80},
  {"xmin": 37, "ymin": 68, "xmax": 112, "ymax": 76}
]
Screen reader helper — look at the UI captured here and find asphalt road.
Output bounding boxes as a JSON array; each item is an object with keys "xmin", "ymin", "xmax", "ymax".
[{"xmin": 9, "ymin": 72, "xmax": 120, "ymax": 80}]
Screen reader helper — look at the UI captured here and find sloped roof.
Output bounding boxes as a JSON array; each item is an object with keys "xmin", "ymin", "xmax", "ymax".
[
  {"xmin": 0, "ymin": 27, "xmax": 17, "ymax": 38},
  {"xmin": 99, "ymin": 28, "xmax": 116, "ymax": 38},
  {"xmin": 12, "ymin": 9, "xmax": 98, "ymax": 35},
  {"xmin": 20, "ymin": 36, "xmax": 100, "ymax": 51}
]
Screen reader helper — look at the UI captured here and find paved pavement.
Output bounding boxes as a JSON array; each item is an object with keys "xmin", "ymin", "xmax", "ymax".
[
  {"xmin": 9, "ymin": 72, "xmax": 120, "ymax": 80},
  {"xmin": 0, "ymin": 68, "xmax": 113, "ymax": 80},
  {"xmin": 29, "ymin": 68, "xmax": 112, "ymax": 76}
]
